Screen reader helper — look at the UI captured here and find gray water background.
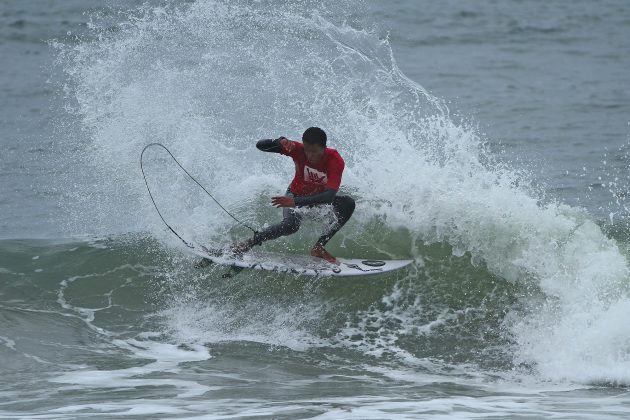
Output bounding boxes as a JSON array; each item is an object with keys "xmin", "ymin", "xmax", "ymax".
[{"xmin": 1, "ymin": 0, "xmax": 629, "ymax": 238}]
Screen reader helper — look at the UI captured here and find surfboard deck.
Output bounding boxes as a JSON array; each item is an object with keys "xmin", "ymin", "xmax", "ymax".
[{"xmin": 192, "ymin": 244, "xmax": 413, "ymax": 277}]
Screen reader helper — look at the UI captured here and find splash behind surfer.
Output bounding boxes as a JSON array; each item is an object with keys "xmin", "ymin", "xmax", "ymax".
[{"xmin": 231, "ymin": 127, "xmax": 355, "ymax": 264}]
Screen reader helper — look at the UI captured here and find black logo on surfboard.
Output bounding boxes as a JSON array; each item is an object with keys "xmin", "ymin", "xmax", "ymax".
[
  {"xmin": 344, "ymin": 263, "xmax": 383, "ymax": 272},
  {"xmin": 361, "ymin": 260, "xmax": 386, "ymax": 267}
]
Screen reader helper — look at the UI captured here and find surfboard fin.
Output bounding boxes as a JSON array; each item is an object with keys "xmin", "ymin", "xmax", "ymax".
[
  {"xmin": 194, "ymin": 257, "xmax": 213, "ymax": 269},
  {"xmin": 221, "ymin": 266, "xmax": 245, "ymax": 278},
  {"xmin": 194, "ymin": 257, "xmax": 244, "ymax": 278}
]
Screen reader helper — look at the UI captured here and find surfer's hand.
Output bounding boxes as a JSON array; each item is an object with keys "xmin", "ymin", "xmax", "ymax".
[
  {"xmin": 279, "ymin": 138, "xmax": 295, "ymax": 153},
  {"xmin": 271, "ymin": 196, "xmax": 295, "ymax": 208}
]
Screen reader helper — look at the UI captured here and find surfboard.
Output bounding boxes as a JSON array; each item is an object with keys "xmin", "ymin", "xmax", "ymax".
[{"xmin": 192, "ymin": 244, "xmax": 413, "ymax": 277}]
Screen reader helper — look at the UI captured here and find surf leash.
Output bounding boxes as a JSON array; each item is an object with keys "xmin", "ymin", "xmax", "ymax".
[{"xmin": 140, "ymin": 143, "xmax": 258, "ymax": 248}]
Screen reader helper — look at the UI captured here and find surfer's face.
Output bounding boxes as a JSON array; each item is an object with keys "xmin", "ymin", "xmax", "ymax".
[{"xmin": 303, "ymin": 142, "xmax": 325, "ymax": 164}]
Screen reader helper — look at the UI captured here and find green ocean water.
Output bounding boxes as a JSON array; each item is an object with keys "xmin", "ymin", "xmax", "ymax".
[{"xmin": 2, "ymin": 235, "xmax": 629, "ymax": 418}]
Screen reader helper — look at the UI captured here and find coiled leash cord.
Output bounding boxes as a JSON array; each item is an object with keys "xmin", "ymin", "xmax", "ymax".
[{"xmin": 140, "ymin": 143, "xmax": 258, "ymax": 248}]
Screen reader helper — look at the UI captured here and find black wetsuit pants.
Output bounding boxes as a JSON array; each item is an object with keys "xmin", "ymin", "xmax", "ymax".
[{"xmin": 253, "ymin": 191, "xmax": 355, "ymax": 247}]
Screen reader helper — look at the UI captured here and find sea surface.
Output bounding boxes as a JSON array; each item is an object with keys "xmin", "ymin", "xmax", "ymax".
[{"xmin": 1, "ymin": 0, "xmax": 630, "ymax": 418}]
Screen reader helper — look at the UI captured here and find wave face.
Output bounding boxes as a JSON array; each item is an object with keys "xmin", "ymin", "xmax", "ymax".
[{"xmin": 51, "ymin": 0, "xmax": 630, "ymax": 387}]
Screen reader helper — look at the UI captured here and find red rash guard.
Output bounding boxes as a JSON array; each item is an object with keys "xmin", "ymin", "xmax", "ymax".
[{"xmin": 280, "ymin": 141, "xmax": 345, "ymax": 196}]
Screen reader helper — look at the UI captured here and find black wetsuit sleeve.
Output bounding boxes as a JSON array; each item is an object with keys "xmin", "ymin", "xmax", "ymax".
[
  {"xmin": 256, "ymin": 138, "xmax": 283, "ymax": 153},
  {"xmin": 294, "ymin": 188, "xmax": 337, "ymax": 207}
]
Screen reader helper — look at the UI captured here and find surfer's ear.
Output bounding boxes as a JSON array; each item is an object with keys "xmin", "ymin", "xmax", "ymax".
[{"xmin": 302, "ymin": 127, "xmax": 327, "ymax": 148}]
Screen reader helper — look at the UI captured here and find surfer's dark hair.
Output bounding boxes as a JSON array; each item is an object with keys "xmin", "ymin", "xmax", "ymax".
[{"xmin": 302, "ymin": 127, "xmax": 327, "ymax": 148}]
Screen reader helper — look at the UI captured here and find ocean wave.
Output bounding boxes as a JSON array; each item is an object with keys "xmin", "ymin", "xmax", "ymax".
[{"xmin": 49, "ymin": 0, "xmax": 630, "ymax": 385}]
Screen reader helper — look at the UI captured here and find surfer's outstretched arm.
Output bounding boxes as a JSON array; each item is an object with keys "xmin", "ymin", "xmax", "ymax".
[
  {"xmin": 256, "ymin": 138, "xmax": 282, "ymax": 153},
  {"xmin": 256, "ymin": 137, "xmax": 298, "ymax": 154},
  {"xmin": 256, "ymin": 137, "xmax": 291, "ymax": 153}
]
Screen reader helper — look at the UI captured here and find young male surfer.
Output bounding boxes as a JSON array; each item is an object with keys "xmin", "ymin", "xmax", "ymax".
[{"xmin": 231, "ymin": 127, "xmax": 355, "ymax": 264}]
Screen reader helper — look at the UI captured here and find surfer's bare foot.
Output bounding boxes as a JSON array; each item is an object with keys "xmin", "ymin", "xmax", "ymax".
[
  {"xmin": 230, "ymin": 238, "xmax": 255, "ymax": 254},
  {"xmin": 311, "ymin": 244, "xmax": 339, "ymax": 265}
]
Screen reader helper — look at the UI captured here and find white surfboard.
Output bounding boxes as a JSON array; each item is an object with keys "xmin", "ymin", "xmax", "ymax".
[{"xmin": 192, "ymin": 244, "xmax": 413, "ymax": 277}]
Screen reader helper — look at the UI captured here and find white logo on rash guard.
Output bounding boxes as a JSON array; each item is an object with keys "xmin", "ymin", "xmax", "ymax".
[{"xmin": 304, "ymin": 166, "xmax": 327, "ymax": 184}]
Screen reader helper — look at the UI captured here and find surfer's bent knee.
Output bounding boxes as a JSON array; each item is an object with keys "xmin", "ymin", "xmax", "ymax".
[
  {"xmin": 283, "ymin": 219, "xmax": 300, "ymax": 235},
  {"xmin": 335, "ymin": 195, "xmax": 355, "ymax": 216}
]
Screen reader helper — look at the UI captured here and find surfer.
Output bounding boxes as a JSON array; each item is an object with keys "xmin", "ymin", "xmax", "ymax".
[{"xmin": 231, "ymin": 127, "xmax": 355, "ymax": 264}]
